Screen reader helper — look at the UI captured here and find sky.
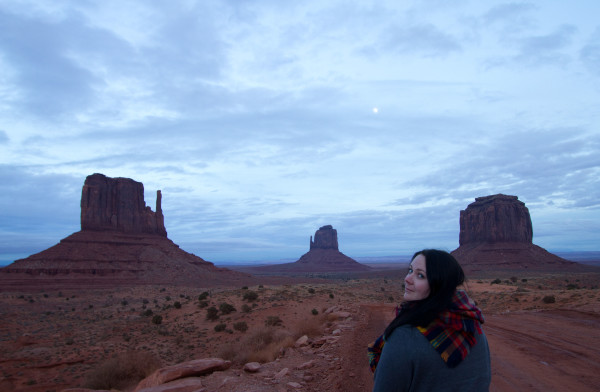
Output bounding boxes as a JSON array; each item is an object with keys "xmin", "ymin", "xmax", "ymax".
[{"xmin": 1, "ymin": 0, "xmax": 599, "ymax": 266}]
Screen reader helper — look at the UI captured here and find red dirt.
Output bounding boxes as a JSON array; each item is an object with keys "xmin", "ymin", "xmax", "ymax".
[{"xmin": 1, "ymin": 270, "xmax": 599, "ymax": 392}]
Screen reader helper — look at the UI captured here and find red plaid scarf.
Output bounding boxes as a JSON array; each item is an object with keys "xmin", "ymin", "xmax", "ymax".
[{"xmin": 368, "ymin": 290, "xmax": 484, "ymax": 371}]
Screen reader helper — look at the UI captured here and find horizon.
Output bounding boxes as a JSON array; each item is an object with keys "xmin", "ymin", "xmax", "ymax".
[
  {"xmin": 1, "ymin": 1, "xmax": 599, "ymax": 264},
  {"xmin": 2, "ymin": 234, "xmax": 599, "ymax": 267}
]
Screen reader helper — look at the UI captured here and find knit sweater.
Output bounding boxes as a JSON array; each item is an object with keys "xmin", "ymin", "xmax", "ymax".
[{"xmin": 372, "ymin": 324, "xmax": 491, "ymax": 392}]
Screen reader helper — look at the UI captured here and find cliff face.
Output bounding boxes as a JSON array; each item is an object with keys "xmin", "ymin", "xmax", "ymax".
[
  {"xmin": 459, "ymin": 194, "xmax": 532, "ymax": 245},
  {"xmin": 310, "ymin": 225, "xmax": 339, "ymax": 250},
  {"xmin": 81, "ymin": 173, "xmax": 167, "ymax": 236}
]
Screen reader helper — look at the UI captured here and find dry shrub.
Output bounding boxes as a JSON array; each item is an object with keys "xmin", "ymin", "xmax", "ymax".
[
  {"xmin": 542, "ymin": 295, "xmax": 556, "ymax": 304},
  {"xmin": 218, "ymin": 327, "xmax": 295, "ymax": 364},
  {"xmin": 293, "ymin": 314, "xmax": 324, "ymax": 338},
  {"xmin": 83, "ymin": 351, "xmax": 161, "ymax": 390}
]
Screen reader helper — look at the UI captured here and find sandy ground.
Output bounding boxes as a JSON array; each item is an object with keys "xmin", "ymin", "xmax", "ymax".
[{"xmin": 1, "ymin": 269, "xmax": 599, "ymax": 391}]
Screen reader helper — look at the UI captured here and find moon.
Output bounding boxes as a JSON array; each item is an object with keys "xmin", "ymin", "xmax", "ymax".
[{"xmin": 372, "ymin": 107, "xmax": 379, "ymax": 114}]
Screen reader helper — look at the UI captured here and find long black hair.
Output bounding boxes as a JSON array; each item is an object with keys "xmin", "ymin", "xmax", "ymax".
[{"xmin": 383, "ymin": 249, "xmax": 465, "ymax": 339}]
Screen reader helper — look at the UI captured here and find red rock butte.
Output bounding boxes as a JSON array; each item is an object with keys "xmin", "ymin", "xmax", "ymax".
[
  {"xmin": 0, "ymin": 173, "xmax": 251, "ymax": 289},
  {"xmin": 254, "ymin": 225, "xmax": 371, "ymax": 274},
  {"xmin": 451, "ymin": 194, "xmax": 575, "ymax": 271}
]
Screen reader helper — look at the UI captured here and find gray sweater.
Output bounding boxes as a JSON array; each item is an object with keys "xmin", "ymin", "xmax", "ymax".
[{"xmin": 372, "ymin": 325, "xmax": 491, "ymax": 392}]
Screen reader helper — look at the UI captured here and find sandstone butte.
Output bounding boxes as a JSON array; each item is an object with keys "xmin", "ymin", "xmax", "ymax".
[
  {"xmin": 250, "ymin": 225, "xmax": 372, "ymax": 274},
  {"xmin": 0, "ymin": 173, "xmax": 253, "ymax": 289},
  {"xmin": 451, "ymin": 194, "xmax": 576, "ymax": 272}
]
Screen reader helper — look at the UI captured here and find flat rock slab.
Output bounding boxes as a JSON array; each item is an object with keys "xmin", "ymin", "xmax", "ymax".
[
  {"xmin": 136, "ymin": 377, "xmax": 205, "ymax": 392},
  {"xmin": 134, "ymin": 358, "xmax": 231, "ymax": 391}
]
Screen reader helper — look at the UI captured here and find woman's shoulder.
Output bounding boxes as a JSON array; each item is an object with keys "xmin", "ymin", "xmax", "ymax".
[{"xmin": 385, "ymin": 324, "xmax": 425, "ymax": 347}]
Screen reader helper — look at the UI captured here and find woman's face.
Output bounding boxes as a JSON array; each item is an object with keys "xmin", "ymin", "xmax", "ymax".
[{"xmin": 404, "ymin": 254, "xmax": 431, "ymax": 301}]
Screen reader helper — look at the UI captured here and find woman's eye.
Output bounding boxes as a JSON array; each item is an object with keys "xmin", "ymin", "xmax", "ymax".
[{"xmin": 418, "ymin": 273, "xmax": 425, "ymax": 279}]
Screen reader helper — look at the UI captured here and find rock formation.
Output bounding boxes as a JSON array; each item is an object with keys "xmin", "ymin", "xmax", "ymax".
[
  {"xmin": 452, "ymin": 194, "xmax": 575, "ymax": 271},
  {"xmin": 0, "ymin": 173, "xmax": 252, "ymax": 288},
  {"xmin": 253, "ymin": 225, "xmax": 371, "ymax": 274},
  {"xmin": 81, "ymin": 173, "xmax": 167, "ymax": 236},
  {"xmin": 310, "ymin": 225, "xmax": 339, "ymax": 250},
  {"xmin": 458, "ymin": 194, "xmax": 532, "ymax": 245}
]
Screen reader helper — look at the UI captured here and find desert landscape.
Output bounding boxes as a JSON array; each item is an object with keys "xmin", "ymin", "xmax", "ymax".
[
  {"xmin": 1, "ymin": 175, "xmax": 599, "ymax": 392},
  {"xmin": 1, "ymin": 267, "xmax": 600, "ymax": 392}
]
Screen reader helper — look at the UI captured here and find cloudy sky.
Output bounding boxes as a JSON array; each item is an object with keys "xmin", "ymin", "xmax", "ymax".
[{"xmin": 1, "ymin": 0, "xmax": 599, "ymax": 266}]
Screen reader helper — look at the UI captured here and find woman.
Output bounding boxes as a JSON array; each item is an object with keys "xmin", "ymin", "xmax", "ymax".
[{"xmin": 369, "ymin": 249, "xmax": 491, "ymax": 391}]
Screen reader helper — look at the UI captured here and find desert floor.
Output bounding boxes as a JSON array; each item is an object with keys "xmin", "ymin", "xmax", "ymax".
[{"xmin": 1, "ymin": 268, "xmax": 599, "ymax": 392}]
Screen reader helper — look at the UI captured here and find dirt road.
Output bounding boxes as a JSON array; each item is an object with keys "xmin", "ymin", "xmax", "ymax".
[
  {"xmin": 334, "ymin": 304, "xmax": 396, "ymax": 392},
  {"xmin": 334, "ymin": 306, "xmax": 600, "ymax": 392},
  {"xmin": 486, "ymin": 310, "xmax": 600, "ymax": 392}
]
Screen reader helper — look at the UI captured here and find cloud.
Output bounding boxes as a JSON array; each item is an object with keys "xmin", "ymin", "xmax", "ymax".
[
  {"xmin": 580, "ymin": 27, "xmax": 600, "ymax": 76},
  {"xmin": 483, "ymin": 2, "xmax": 537, "ymax": 33},
  {"xmin": 483, "ymin": 23, "xmax": 578, "ymax": 68},
  {"xmin": 0, "ymin": 9, "xmax": 102, "ymax": 119},
  {"xmin": 1, "ymin": 0, "xmax": 599, "ymax": 264},
  {"xmin": 0, "ymin": 166, "xmax": 82, "ymax": 263},
  {"xmin": 403, "ymin": 126, "xmax": 600, "ymax": 210},
  {"xmin": 381, "ymin": 23, "xmax": 462, "ymax": 57},
  {"xmin": 514, "ymin": 24, "xmax": 577, "ymax": 65}
]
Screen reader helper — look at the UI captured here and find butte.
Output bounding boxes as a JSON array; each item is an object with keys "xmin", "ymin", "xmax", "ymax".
[
  {"xmin": 0, "ymin": 173, "xmax": 250, "ymax": 289},
  {"xmin": 451, "ymin": 194, "xmax": 576, "ymax": 272},
  {"xmin": 255, "ymin": 225, "xmax": 371, "ymax": 274}
]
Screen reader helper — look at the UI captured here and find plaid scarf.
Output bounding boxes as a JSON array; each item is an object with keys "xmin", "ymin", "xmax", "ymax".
[{"xmin": 367, "ymin": 290, "xmax": 484, "ymax": 372}]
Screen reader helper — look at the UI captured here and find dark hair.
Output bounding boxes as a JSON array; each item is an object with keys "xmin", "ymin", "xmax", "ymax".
[{"xmin": 383, "ymin": 249, "xmax": 465, "ymax": 339}]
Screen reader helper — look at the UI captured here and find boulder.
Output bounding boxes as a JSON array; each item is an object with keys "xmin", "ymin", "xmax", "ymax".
[
  {"xmin": 135, "ymin": 377, "xmax": 205, "ymax": 392},
  {"xmin": 296, "ymin": 360, "xmax": 315, "ymax": 370},
  {"xmin": 329, "ymin": 311, "xmax": 351, "ymax": 319},
  {"xmin": 243, "ymin": 362, "xmax": 261, "ymax": 373},
  {"xmin": 273, "ymin": 368, "xmax": 289, "ymax": 380},
  {"xmin": 134, "ymin": 358, "xmax": 231, "ymax": 392},
  {"xmin": 294, "ymin": 335, "xmax": 309, "ymax": 347}
]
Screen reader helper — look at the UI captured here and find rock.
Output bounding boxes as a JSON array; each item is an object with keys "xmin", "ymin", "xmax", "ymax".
[
  {"xmin": 311, "ymin": 338, "xmax": 327, "ymax": 347},
  {"xmin": 273, "ymin": 368, "xmax": 289, "ymax": 380},
  {"xmin": 324, "ymin": 306, "xmax": 338, "ymax": 314},
  {"xmin": 329, "ymin": 311, "xmax": 351, "ymax": 319},
  {"xmin": 252, "ymin": 225, "xmax": 371, "ymax": 273},
  {"xmin": 81, "ymin": 173, "xmax": 167, "ymax": 236},
  {"xmin": 16, "ymin": 333, "xmax": 37, "ymax": 347},
  {"xmin": 294, "ymin": 335, "xmax": 309, "ymax": 347},
  {"xmin": 0, "ymin": 173, "xmax": 255, "ymax": 289},
  {"xmin": 452, "ymin": 194, "xmax": 577, "ymax": 271},
  {"xmin": 458, "ymin": 194, "xmax": 532, "ymax": 245},
  {"xmin": 310, "ymin": 225, "xmax": 338, "ymax": 250},
  {"xmin": 296, "ymin": 360, "xmax": 315, "ymax": 370},
  {"xmin": 243, "ymin": 362, "xmax": 261, "ymax": 373},
  {"xmin": 287, "ymin": 382, "xmax": 302, "ymax": 388},
  {"xmin": 135, "ymin": 377, "xmax": 205, "ymax": 392},
  {"xmin": 134, "ymin": 358, "xmax": 231, "ymax": 392},
  {"xmin": 332, "ymin": 329, "xmax": 341, "ymax": 335}
]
